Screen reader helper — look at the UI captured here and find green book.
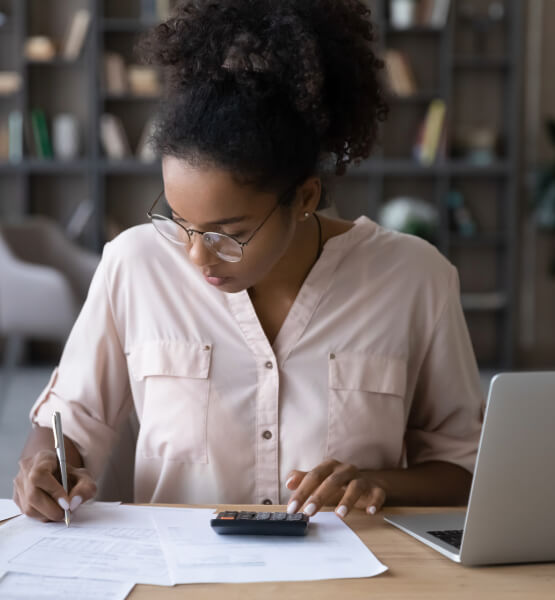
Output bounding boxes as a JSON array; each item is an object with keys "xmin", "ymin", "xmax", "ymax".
[
  {"xmin": 30, "ymin": 108, "xmax": 53, "ymax": 158},
  {"xmin": 30, "ymin": 110, "xmax": 43, "ymax": 158}
]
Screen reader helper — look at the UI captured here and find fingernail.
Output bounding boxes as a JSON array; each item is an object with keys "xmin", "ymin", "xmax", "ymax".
[
  {"xmin": 304, "ymin": 502, "xmax": 317, "ymax": 516},
  {"xmin": 336, "ymin": 505, "xmax": 348, "ymax": 518},
  {"xmin": 57, "ymin": 497, "xmax": 69, "ymax": 511},
  {"xmin": 287, "ymin": 500, "xmax": 299, "ymax": 514},
  {"xmin": 367, "ymin": 505, "xmax": 377, "ymax": 515},
  {"xmin": 69, "ymin": 496, "xmax": 82, "ymax": 512},
  {"xmin": 285, "ymin": 476, "xmax": 295, "ymax": 489}
]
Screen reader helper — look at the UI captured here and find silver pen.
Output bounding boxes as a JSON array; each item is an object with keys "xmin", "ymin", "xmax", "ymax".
[{"xmin": 52, "ymin": 411, "xmax": 71, "ymax": 527}]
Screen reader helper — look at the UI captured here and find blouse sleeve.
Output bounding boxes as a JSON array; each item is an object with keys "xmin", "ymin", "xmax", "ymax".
[
  {"xmin": 29, "ymin": 245, "xmax": 133, "ymax": 480},
  {"xmin": 405, "ymin": 266, "xmax": 485, "ymax": 474}
]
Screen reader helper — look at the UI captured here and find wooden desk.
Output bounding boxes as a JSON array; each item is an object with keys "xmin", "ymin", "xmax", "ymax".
[
  {"xmin": 128, "ymin": 505, "xmax": 555, "ymax": 599},
  {"xmin": 2, "ymin": 505, "xmax": 554, "ymax": 598}
]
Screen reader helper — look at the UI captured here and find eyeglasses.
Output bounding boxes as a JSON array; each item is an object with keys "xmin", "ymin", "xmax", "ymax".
[{"xmin": 147, "ymin": 191, "xmax": 283, "ymax": 263}]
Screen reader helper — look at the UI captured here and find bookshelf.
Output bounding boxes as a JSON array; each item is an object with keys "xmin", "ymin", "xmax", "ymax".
[
  {"xmin": 0, "ymin": 0, "xmax": 166, "ymax": 251},
  {"xmin": 0, "ymin": 0, "xmax": 522, "ymax": 369},
  {"xmin": 334, "ymin": 0, "xmax": 521, "ymax": 369}
]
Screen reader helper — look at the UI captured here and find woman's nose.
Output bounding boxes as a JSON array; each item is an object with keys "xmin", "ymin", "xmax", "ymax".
[{"xmin": 187, "ymin": 233, "xmax": 221, "ymax": 267}]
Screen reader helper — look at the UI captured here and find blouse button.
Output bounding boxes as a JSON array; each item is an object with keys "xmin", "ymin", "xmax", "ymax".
[
  {"xmin": 265, "ymin": 361, "xmax": 273, "ymax": 369},
  {"xmin": 203, "ymin": 345, "xmax": 210, "ymax": 351},
  {"xmin": 262, "ymin": 430, "xmax": 272, "ymax": 440},
  {"xmin": 262, "ymin": 499, "xmax": 273, "ymax": 505},
  {"xmin": 329, "ymin": 353, "xmax": 336, "ymax": 360}
]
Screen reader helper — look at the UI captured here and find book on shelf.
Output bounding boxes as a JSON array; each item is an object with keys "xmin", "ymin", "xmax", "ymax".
[
  {"xmin": 66, "ymin": 199, "xmax": 95, "ymax": 240},
  {"xmin": 104, "ymin": 52, "xmax": 129, "ymax": 95},
  {"xmin": 127, "ymin": 65, "xmax": 161, "ymax": 96},
  {"xmin": 156, "ymin": 0, "xmax": 173, "ymax": 20},
  {"xmin": 62, "ymin": 9, "xmax": 91, "ymax": 60},
  {"xmin": 0, "ymin": 71, "xmax": 22, "ymax": 95},
  {"xmin": 429, "ymin": 0, "xmax": 451, "ymax": 27},
  {"xmin": 136, "ymin": 117, "xmax": 158, "ymax": 162},
  {"xmin": 416, "ymin": 0, "xmax": 451, "ymax": 27},
  {"xmin": 100, "ymin": 113, "xmax": 132, "ymax": 160},
  {"xmin": 103, "ymin": 54, "xmax": 160, "ymax": 97},
  {"xmin": 384, "ymin": 49, "xmax": 417, "ymax": 97},
  {"xmin": 414, "ymin": 99, "xmax": 447, "ymax": 166},
  {"xmin": 141, "ymin": 0, "xmax": 173, "ymax": 21},
  {"xmin": 30, "ymin": 108, "xmax": 53, "ymax": 158},
  {"xmin": 8, "ymin": 110, "xmax": 23, "ymax": 163},
  {"xmin": 0, "ymin": 121, "xmax": 9, "ymax": 160}
]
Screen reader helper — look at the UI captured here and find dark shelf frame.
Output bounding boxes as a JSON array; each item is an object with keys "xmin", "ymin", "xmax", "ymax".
[
  {"xmin": 103, "ymin": 93, "xmax": 160, "ymax": 102},
  {"xmin": 101, "ymin": 18, "xmax": 159, "ymax": 32},
  {"xmin": 349, "ymin": 158, "xmax": 511, "ymax": 177},
  {"xmin": 453, "ymin": 56, "xmax": 512, "ymax": 69},
  {"xmin": 24, "ymin": 58, "xmax": 86, "ymax": 67}
]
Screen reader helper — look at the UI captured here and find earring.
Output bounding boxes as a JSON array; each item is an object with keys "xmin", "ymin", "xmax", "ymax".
[{"xmin": 304, "ymin": 212, "xmax": 310, "ymax": 218}]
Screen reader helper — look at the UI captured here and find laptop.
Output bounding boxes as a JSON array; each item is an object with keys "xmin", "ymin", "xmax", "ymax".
[{"xmin": 385, "ymin": 371, "xmax": 555, "ymax": 566}]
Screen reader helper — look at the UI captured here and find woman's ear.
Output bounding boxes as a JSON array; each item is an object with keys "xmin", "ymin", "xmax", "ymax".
[{"xmin": 294, "ymin": 177, "xmax": 322, "ymax": 221}]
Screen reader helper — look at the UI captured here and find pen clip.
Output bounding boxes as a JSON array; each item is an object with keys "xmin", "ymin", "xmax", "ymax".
[{"xmin": 52, "ymin": 411, "xmax": 62, "ymax": 450}]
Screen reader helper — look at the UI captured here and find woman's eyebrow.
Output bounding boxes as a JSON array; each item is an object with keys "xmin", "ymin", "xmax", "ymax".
[
  {"xmin": 170, "ymin": 210, "xmax": 249, "ymax": 226},
  {"xmin": 202, "ymin": 215, "xmax": 249, "ymax": 226}
]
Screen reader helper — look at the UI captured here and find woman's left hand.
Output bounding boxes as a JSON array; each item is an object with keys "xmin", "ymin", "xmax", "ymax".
[{"xmin": 285, "ymin": 458, "xmax": 386, "ymax": 519}]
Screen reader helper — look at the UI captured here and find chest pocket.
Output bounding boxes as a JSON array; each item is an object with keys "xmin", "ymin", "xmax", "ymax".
[
  {"xmin": 326, "ymin": 352, "xmax": 407, "ymax": 469},
  {"xmin": 127, "ymin": 340, "xmax": 212, "ymax": 464}
]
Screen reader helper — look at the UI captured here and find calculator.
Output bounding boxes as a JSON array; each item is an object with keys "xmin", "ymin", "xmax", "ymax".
[{"xmin": 210, "ymin": 511, "xmax": 309, "ymax": 536}]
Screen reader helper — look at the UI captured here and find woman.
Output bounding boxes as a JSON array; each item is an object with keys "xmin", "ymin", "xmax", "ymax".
[{"xmin": 14, "ymin": 0, "xmax": 483, "ymax": 523}]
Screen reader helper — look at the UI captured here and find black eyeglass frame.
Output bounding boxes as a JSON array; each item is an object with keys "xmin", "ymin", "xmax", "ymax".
[{"xmin": 147, "ymin": 183, "xmax": 298, "ymax": 262}]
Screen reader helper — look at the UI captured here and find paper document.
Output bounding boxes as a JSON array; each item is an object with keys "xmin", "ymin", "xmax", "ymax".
[
  {"xmin": 0, "ymin": 503, "xmax": 387, "ymax": 587},
  {"xmin": 0, "ymin": 503, "xmax": 170, "ymax": 586},
  {"xmin": 152, "ymin": 508, "xmax": 388, "ymax": 583},
  {"xmin": 0, "ymin": 500, "xmax": 20, "ymax": 522},
  {"xmin": 0, "ymin": 572, "xmax": 134, "ymax": 600}
]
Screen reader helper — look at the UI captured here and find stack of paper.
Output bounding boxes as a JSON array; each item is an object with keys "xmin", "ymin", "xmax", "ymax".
[
  {"xmin": 0, "ymin": 573, "xmax": 134, "ymax": 600},
  {"xmin": 0, "ymin": 500, "xmax": 20, "ymax": 522},
  {"xmin": 0, "ymin": 502, "xmax": 387, "ymax": 599}
]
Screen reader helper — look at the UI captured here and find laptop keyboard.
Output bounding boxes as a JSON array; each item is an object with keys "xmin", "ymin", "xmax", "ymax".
[{"xmin": 427, "ymin": 529, "xmax": 463, "ymax": 549}]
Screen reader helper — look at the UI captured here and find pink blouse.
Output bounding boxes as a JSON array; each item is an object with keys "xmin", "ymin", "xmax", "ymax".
[{"xmin": 31, "ymin": 216, "xmax": 484, "ymax": 505}]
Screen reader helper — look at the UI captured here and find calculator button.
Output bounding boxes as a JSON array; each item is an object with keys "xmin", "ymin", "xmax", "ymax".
[
  {"xmin": 287, "ymin": 513, "xmax": 305, "ymax": 521},
  {"xmin": 238, "ymin": 512, "xmax": 257, "ymax": 520},
  {"xmin": 255, "ymin": 512, "xmax": 272, "ymax": 520},
  {"xmin": 270, "ymin": 512, "xmax": 288, "ymax": 520}
]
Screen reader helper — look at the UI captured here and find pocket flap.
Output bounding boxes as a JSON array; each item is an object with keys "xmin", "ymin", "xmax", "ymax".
[
  {"xmin": 127, "ymin": 340, "xmax": 212, "ymax": 381},
  {"xmin": 329, "ymin": 352, "xmax": 406, "ymax": 397}
]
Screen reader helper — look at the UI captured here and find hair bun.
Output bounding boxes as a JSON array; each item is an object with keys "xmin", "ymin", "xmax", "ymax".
[{"xmin": 138, "ymin": 0, "xmax": 387, "ymax": 177}]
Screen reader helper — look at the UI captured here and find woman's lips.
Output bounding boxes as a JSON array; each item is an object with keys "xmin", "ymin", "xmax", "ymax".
[{"xmin": 203, "ymin": 273, "xmax": 230, "ymax": 287}]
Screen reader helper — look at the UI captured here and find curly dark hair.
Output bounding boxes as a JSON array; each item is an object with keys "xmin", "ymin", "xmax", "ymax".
[{"xmin": 137, "ymin": 0, "xmax": 388, "ymax": 198}]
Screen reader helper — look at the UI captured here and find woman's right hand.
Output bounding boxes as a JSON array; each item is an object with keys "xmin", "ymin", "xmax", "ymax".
[{"xmin": 13, "ymin": 449, "xmax": 97, "ymax": 522}]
